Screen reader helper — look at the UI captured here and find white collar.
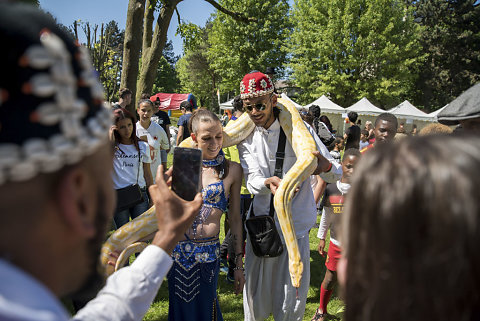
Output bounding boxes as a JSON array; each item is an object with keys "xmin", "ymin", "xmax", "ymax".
[
  {"xmin": 337, "ymin": 180, "xmax": 351, "ymax": 195},
  {"xmin": 255, "ymin": 118, "xmax": 280, "ymax": 135}
]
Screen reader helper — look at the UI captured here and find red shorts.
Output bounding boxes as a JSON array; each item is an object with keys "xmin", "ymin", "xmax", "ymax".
[{"xmin": 325, "ymin": 242, "xmax": 342, "ymax": 271}]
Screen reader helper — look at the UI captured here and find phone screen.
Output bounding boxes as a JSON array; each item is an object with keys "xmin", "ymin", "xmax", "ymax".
[{"xmin": 171, "ymin": 147, "xmax": 202, "ymax": 201}]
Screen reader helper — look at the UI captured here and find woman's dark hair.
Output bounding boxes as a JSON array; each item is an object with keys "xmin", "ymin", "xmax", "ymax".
[
  {"xmin": 342, "ymin": 134, "xmax": 480, "ymax": 321},
  {"xmin": 140, "ymin": 93, "xmax": 151, "ymax": 100},
  {"xmin": 309, "ymin": 104, "xmax": 321, "ymax": 134},
  {"xmin": 137, "ymin": 99, "xmax": 154, "ymax": 109},
  {"xmin": 112, "ymin": 108, "xmax": 140, "ymax": 152},
  {"xmin": 320, "ymin": 115, "xmax": 333, "ymax": 132},
  {"xmin": 118, "ymin": 88, "xmax": 131, "ymax": 99},
  {"xmin": 188, "ymin": 108, "xmax": 229, "ymax": 179},
  {"xmin": 328, "ymin": 136, "xmax": 343, "ymax": 151}
]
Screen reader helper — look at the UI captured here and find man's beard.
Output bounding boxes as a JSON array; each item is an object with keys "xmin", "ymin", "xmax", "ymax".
[{"xmin": 65, "ymin": 190, "xmax": 111, "ymax": 302}]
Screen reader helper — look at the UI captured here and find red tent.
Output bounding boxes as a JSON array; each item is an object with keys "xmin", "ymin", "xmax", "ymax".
[{"xmin": 149, "ymin": 93, "xmax": 194, "ymax": 110}]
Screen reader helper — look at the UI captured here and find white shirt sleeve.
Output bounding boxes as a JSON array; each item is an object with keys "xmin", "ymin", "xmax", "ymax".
[
  {"xmin": 317, "ymin": 207, "xmax": 332, "ymax": 240},
  {"xmin": 306, "ymin": 123, "xmax": 342, "ymax": 184},
  {"xmin": 72, "ymin": 245, "xmax": 172, "ymax": 321},
  {"xmin": 158, "ymin": 127, "xmax": 169, "ymax": 150}
]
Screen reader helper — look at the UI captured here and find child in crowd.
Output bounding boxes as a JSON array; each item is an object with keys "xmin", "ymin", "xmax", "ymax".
[
  {"xmin": 329, "ymin": 137, "xmax": 344, "ymax": 163},
  {"xmin": 110, "ymin": 108, "xmax": 153, "ymax": 228},
  {"xmin": 312, "ymin": 148, "xmax": 361, "ymax": 321},
  {"xmin": 359, "ymin": 129, "xmax": 370, "ymax": 150},
  {"xmin": 136, "ymin": 99, "xmax": 169, "ymax": 181}
]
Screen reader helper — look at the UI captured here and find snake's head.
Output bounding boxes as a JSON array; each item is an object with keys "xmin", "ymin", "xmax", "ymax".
[{"xmin": 289, "ymin": 259, "xmax": 304, "ymax": 288}]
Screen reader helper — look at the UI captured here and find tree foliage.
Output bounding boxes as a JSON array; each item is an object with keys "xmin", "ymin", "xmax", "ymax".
[
  {"xmin": 410, "ymin": 0, "xmax": 480, "ymax": 111},
  {"xmin": 207, "ymin": 0, "xmax": 291, "ymax": 93},
  {"xmin": 177, "ymin": 23, "xmax": 219, "ymax": 109},
  {"xmin": 72, "ymin": 20, "xmax": 124, "ymax": 102},
  {"xmin": 289, "ymin": 0, "xmax": 423, "ymax": 108}
]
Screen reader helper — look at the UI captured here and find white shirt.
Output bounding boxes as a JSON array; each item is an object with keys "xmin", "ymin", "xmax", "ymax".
[
  {"xmin": 112, "ymin": 142, "xmax": 151, "ymax": 189},
  {"xmin": 238, "ymin": 119, "xmax": 342, "ymax": 238},
  {"xmin": 136, "ymin": 121, "xmax": 169, "ymax": 181},
  {"xmin": 0, "ymin": 245, "xmax": 172, "ymax": 321}
]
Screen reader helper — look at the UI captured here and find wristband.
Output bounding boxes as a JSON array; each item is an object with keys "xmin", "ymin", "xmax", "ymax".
[{"xmin": 325, "ymin": 162, "xmax": 332, "ymax": 172}]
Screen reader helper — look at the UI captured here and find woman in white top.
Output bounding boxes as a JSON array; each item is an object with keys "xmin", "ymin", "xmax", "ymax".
[{"xmin": 110, "ymin": 108, "xmax": 153, "ymax": 228}]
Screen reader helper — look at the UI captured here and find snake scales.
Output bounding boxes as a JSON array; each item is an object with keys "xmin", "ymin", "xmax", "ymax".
[{"xmin": 100, "ymin": 97, "xmax": 317, "ymax": 288}]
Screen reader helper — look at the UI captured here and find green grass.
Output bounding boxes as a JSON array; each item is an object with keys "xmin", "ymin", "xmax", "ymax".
[{"xmin": 142, "ymin": 216, "xmax": 344, "ymax": 321}]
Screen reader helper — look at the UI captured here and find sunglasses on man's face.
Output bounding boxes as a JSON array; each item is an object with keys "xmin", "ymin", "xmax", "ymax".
[{"xmin": 244, "ymin": 95, "xmax": 273, "ymax": 112}]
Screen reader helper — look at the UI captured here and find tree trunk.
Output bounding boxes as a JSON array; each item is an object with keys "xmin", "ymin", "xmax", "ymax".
[
  {"xmin": 142, "ymin": 0, "xmax": 155, "ymax": 56},
  {"xmin": 120, "ymin": 0, "xmax": 146, "ymax": 113},
  {"xmin": 136, "ymin": 0, "xmax": 181, "ymax": 101}
]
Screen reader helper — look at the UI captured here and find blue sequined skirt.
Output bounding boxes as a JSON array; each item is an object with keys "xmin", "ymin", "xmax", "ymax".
[{"xmin": 167, "ymin": 237, "xmax": 223, "ymax": 321}]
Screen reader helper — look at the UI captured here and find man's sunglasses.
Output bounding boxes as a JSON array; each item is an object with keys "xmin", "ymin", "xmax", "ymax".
[{"xmin": 244, "ymin": 94, "xmax": 273, "ymax": 112}]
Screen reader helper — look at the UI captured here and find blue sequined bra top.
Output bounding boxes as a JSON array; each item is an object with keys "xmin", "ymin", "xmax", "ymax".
[
  {"xmin": 201, "ymin": 180, "xmax": 228, "ymax": 212},
  {"xmin": 189, "ymin": 181, "xmax": 228, "ymax": 239}
]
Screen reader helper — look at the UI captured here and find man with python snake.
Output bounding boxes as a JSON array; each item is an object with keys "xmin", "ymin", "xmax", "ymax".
[{"xmin": 237, "ymin": 72, "xmax": 342, "ymax": 321}]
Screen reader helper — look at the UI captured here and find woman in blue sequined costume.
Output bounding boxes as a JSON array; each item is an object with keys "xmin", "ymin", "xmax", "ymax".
[{"xmin": 168, "ymin": 109, "xmax": 245, "ymax": 321}]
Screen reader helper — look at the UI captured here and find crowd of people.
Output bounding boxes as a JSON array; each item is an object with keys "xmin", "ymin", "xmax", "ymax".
[{"xmin": 1, "ymin": 3, "xmax": 480, "ymax": 321}]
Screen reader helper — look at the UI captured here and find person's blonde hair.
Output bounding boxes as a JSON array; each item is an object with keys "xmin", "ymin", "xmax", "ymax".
[{"xmin": 418, "ymin": 123, "xmax": 453, "ymax": 136}]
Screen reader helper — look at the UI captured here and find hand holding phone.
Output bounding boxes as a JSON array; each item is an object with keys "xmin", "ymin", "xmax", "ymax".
[{"xmin": 171, "ymin": 147, "xmax": 202, "ymax": 201}]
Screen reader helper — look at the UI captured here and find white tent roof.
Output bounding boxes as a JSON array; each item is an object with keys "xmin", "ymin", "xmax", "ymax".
[
  {"xmin": 280, "ymin": 93, "xmax": 303, "ymax": 109},
  {"xmin": 390, "ymin": 100, "xmax": 431, "ymax": 121},
  {"xmin": 219, "ymin": 98, "xmax": 234, "ymax": 110},
  {"xmin": 304, "ymin": 95, "xmax": 345, "ymax": 114},
  {"xmin": 346, "ymin": 97, "xmax": 385, "ymax": 115},
  {"xmin": 428, "ymin": 105, "xmax": 448, "ymax": 117}
]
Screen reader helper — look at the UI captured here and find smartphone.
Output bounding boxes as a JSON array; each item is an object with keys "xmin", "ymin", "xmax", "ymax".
[{"xmin": 171, "ymin": 147, "xmax": 202, "ymax": 201}]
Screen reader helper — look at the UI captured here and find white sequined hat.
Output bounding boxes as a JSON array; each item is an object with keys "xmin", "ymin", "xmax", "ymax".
[{"xmin": 0, "ymin": 4, "xmax": 111, "ymax": 185}]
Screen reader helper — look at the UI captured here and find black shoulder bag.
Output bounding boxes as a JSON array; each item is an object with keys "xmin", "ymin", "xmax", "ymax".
[
  {"xmin": 115, "ymin": 147, "xmax": 145, "ymax": 211},
  {"xmin": 245, "ymin": 127, "xmax": 286, "ymax": 258}
]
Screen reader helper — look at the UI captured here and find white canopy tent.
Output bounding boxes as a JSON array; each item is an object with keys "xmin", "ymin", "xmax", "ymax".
[
  {"xmin": 304, "ymin": 95, "xmax": 346, "ymax": 134},
  {"xmin": 304, "ymin": 95, "xmax": 346, "ymax": 114},
  {"xmin": 279, "ymin": 93, "xmax": 303, "ymax": 109},
  {"xmin": 428, "ymin": 105, "xmax": 448, "ymax": 121},
  {"xmin": 346, "ymin": 97, "xmax": 385, "ymax": 115},
  {"xmin": 390, "ymin": 100, "xmax": 433, "ymax": 122},
  {"xmin": 219, "ymin": 98, "xmax": 234, "ymax": 110}
]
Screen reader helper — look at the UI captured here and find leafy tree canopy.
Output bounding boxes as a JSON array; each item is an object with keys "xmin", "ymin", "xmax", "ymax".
[
  {"xmin": 207, "ymin": 0, "xmax": 292, "ymax": 93},
  {"xmin": 289, "ymin": 0, "xmax": 423, "ymax": 108},
  {"xmin": 410, "ymin": 0, "xmax": 480, "ymax": 111}
]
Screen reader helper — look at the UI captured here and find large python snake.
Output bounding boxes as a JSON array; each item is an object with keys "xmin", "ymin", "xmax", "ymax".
[{"xmin": 100, "ymin": 97, "xmax": 317, "ymax": 288}]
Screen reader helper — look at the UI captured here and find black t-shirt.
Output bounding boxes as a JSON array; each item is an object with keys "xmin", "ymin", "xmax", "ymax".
[
  {"xmin": 154, "ymin": 110, "xmax": 171, "ymax": 133},
  {"xmin": 345, "ymin": 125, "xmax": 361, "ymax": 150},
  {"xmin": 321, "ymin": 182, "xmax": 345, "ymax": 214}
]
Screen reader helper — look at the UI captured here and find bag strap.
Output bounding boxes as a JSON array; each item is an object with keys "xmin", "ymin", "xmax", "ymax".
[
  {"xmin": 250, "ymin": 126, "xmax": 287, "ymax": 218},
  {"xmin": 269, "ymin": 127, "xmax": 286, "ymax": 217},
  {"xmin": 136, "ymin": 146, "xmax": 141, "ymax": 184}
]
